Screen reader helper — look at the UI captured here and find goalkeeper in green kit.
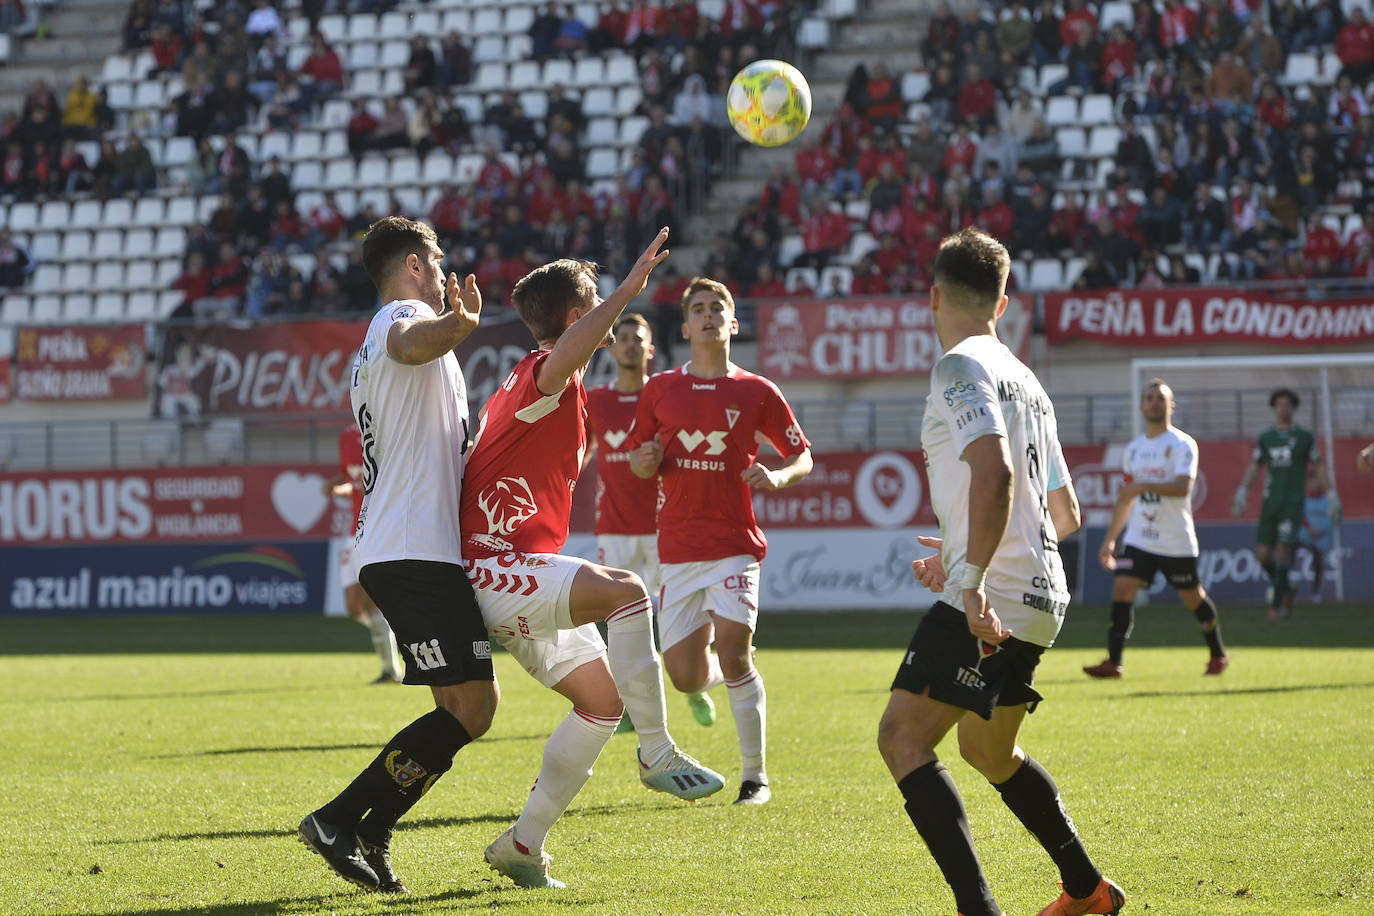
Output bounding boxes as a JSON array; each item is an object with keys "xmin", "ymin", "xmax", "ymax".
[{"xmin": 1232, "ymin": 388, "xmax": 1341, "ymax": 621}]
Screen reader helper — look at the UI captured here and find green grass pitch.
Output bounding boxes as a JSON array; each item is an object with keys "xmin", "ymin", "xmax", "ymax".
[{"xmin": 1, "ymin": 603, "xmax": 1370, "ymax": 915}]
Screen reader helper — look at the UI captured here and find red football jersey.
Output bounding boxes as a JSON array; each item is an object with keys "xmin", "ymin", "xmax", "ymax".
[
  {"xmin": 586, "ymin": 382, "xmax": 658, "ymax": 536},
  {"xmin": 628, "ymin": 365, "xmax": 809, "ymax": 564},
  {"xmin": 338, "ymin": 424, "xmax": 364, "ymax": 530},
  {"xmin": 460, "ymin": 351, "xmax": 587, "ymax": 559}
]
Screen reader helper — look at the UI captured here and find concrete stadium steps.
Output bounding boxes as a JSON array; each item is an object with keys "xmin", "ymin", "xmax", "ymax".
[{"xmin": 0, "ymin": 0, "xmax": 126, "ymax": 111}]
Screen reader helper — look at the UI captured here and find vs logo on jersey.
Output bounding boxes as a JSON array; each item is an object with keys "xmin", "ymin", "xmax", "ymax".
[
  {"xmin": 677, "ymin": 429, "xmax": 728, "ymax": 455},
  {"xmin": 603, "ymin": 429, "xmax": 629, "ymax": 449}
]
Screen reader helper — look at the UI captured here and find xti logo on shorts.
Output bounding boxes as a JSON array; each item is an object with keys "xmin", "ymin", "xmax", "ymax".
[{"xmin": 408, "ymin": 638, "xmax": 448, "ymax": 671}]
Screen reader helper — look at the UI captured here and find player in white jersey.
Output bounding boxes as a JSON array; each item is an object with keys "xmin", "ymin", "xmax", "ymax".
[
  {"xmin": 1085, "ymin": 379, "xmax": 1229, "ymax": 679},
  {"xmin": 877, "ymin": 229, "xmax": 1124, "ymax": 916},
  {"xmin": 300, "ymin": 217, "xmax": 495, "ymax": 896}
]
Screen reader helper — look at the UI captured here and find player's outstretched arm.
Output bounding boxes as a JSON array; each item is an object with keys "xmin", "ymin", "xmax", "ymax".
[
  {"xmin": 1098, "ymin": 486, "xmax": 1134, "ymax": 570},
  {"xmin": 538, "ymin": 228, "xmax": 669, "ymax": 395},
  {"xmin": 1232, "ymin": 459, "xmax": 1261, "ymax": 516},
  {"xmin": 388, "ymin": 272, "xmax": 482, "ymax": 365},
  {"xmin": 741, "ymin": 448, "xmax": 813, "ymax": 491}
]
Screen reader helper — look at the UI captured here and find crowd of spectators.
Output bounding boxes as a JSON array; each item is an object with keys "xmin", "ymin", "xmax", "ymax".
[
  {"xmin": 694, "ymin": 0, "xmax": 1374, "ymax": 299},
  {"xmin": 3, "ymin": 0, "xmax": 813, "ymax": 313}
]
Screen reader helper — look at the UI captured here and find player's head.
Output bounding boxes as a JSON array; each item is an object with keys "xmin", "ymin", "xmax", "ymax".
[
  {"xmin": 610, "ymin": 313, "xmax": 654, "ymax": 371},
  {"xmin": 930, "ymin": 227, "xmax": 1010, "ymax": 322},
  {"xmin": 680, "ymin": 276, "xmax": 738, "ymax": 346},
  {"xmin": 1269, "ymin": 387, "xmax": 1299, "ymax": 423},
  {"xmin": 362, "ymin": 216, "xmax": 445, "ymax": 310},
  {"xmin": 1141, "ymin": 378, "xmax": 1175, "ymax": 424},
  {"xmin": 510, "ymin": 257, "xmax": 601, "ymax": 344}
]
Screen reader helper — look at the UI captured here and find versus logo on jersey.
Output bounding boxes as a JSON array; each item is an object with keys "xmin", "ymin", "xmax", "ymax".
[
  {"xmin": 677, "ymin": 429, "xmax": 728, "ymax": 455},
  {"xmin": 476, "ymin": 477, "xmax": 539, "ymax": 536},
  {"xmin": 603, "ymin": 430, "xmax": 630, "ymax": 449}
]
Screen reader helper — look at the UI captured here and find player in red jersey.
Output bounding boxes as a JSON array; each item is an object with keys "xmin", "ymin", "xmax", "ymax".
[
  {"xmin": 627, "ymin": 276, "xmax": 814, "ymax": 806},
  {"xmin": 583, "ymin": 313, "xmax": 662, "ymax": 734},
  {"xmin": 460, "ymin": 230, "xmax": 725, "ymax": 890},
  {"xmin": 324, "ymin": 423, "xmax": 403, "ymax": 683}
]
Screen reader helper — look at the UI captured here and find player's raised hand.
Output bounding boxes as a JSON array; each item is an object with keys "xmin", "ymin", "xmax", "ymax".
[
  {"xmin": 1098, "ymin": 537, "xmax": 1118, "ymax": 571},
  {"xmin": 617, "ymin": 227, "xmax": 671, "ymax": 299},
  {"xmin": 910, "ymin": 535, "xmax": 946, "ymax": 590},
  {"xmin": 741, "ymin": 462, "xmax": 781, "ymax": 490},
  {"xmin": 629, "ymin": 435, "xmax": 664, "ymax": 477},
  {"xmin": 447, "ymin": 272, "xmax": 482, "ymax": 331},
  {"xmin": 963, "ymin": 589, "xmax": 1012, "ymax": 644},
  {"xmin": 1230, "ymin": 485, "xmax": 1247, "ymax": 517},
  {"xmin": 1358, "ymin": 443, "xmax": 1374, "ymax": 472}
]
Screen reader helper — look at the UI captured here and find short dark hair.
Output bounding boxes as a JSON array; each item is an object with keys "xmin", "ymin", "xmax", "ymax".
[
  {"xmin": 362, "ymin": 216, "xmax": 437, "ymax": 292},
  {"xmin": 614, "ymin": 312, "xmax": 651, "ymax": 339},
  {"xmin": 1269, "ymin": 387, "xmax": 1300, "ymax": 409},
  {"xmin": 932, "ymin": 227, "xmax": 1010, "ymax": 308},
  {"xmin": 510, "ymin": 258, "xmax": 599, "ymax": 342},
  {"xmin": 680, "ymin": 276, "xmax": 734, "ymax": 318}
]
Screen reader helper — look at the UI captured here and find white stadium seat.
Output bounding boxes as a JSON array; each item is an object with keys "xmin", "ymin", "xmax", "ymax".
[
  {"xmin": 1044, "ymin": 96, "xmax": 1078, "ymax": 128},
  {"xmin": 1028, "ymin": 258, "xmax": 1064, "ymax": 289},
  {"xmin": 92, "ymin": 230, "xmax": 124, "ymax": 260}
]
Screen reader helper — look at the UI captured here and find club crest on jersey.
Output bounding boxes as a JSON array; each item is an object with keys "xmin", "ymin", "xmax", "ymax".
[
  {"xmin": 603, "ymin": 429, "xmax": 629, "ymax": 449},
  {"xmin": 477, "ymin": 477, "xmax": 539, "ymax": 536},
  {"xmin": 390, "ymin": 304, "xmax": 417, "ymax": 321},
  {"xmin": 725, "ymin": 408, "xmax": 740, "ymax": 429}
]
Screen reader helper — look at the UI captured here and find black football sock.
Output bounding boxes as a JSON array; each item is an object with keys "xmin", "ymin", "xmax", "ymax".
[
  {"xmin": 898, "ymin": 761, "xmax": 1001, "ymax": 916},
  {"xmin": 1107, "ymin": 601, "xmax": 1133, "ymax": 665},
  {"xmin": 993, "ymin": 756, "xmax": 1101, "ymax": 899},
  {"xmin": 1261, "ymin": 559, "xmax": 1277, "ymax": 591},
  {"xmin": 1273, "ymin": 564, "xmax": 1291, "ymax": 603},
  {"xmin": 1192, "ymin": 596, "xmax": 1226, "ymax": 658},
  {"xmin": 318, "ymin": 708, "xmax": 472, "ymax": 843}
]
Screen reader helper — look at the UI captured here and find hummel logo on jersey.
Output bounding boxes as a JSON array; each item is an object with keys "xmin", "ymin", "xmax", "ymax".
[
  {"xmin": 603, "ymin": 429, "xmax": 630, "ymax": 449},
  {"xmin": 677, "ymin": 429, "xmax": 728, "ymax": 455},
  {"xmin": 691, "ymin": 383, "xmax": 716, "ymax": 390},
  {"xmin": 725, "ymin": 408, "xmax": 740, "ymax": 429},
  {"xmin": 408, "ymin": 638, "xmax": 448, "ymax": 671}
]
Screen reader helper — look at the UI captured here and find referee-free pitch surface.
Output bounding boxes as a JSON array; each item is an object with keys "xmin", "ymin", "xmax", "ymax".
[{"xmin": 1, "ymin": 606, "xmax": 1370, "ymax": 914}]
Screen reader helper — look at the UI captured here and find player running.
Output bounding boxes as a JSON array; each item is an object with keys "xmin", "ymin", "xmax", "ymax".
[
  {"xmin": 1231, "ymin": 388, "xmax": 1341, "ymax": 621},
  {"xmin": 878, "ymin": 228, "xmax": 1123, "ymax": 916},
  {"xmin": 583, "ymin": 313, "xmax": 666, "ymax": 734},
  {"xmin": 460, "ymin": 229, "xmax": 724, "ymax": 890},
  {"xmin": 1085, "ymin": 379, "xmax": 1228, "ymax": 678},
  {"xmin": 324, "ymin": 423, "xmax": 404, "ymax": 684},
  {"xmin": 627, "ymin": 276, "xmax": 814, "ymax": 806}
]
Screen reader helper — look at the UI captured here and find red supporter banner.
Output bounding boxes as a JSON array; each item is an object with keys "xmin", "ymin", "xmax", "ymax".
[
  {"xmin": 1044, "ymin": 288, "xmax": 1374, "ymax": 346},
  {"xmin": 1064, "ymin": 437, "xmax": 1374, "ymax": 522},
  {"xmin": 13, "ymin": 325, "xmax": 147, "ymax": 401},
  {"xmin": 755, "ymin": 295, "xmax": 1031, "ymax": 380},
  {"xmin": 152, "ymin": 317, "xmax": 536, "ymax": 418},
  {"xmin": 571, "ymin": 449, "xmax": 935, "ymax": 533},
  {"xmin": 0, "ymin": 464, "xmax": 356, "ymax": 546}
]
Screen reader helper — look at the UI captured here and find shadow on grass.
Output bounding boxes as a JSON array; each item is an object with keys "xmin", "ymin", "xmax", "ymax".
[
  {"xmin": 4, "ymin": 606, "xmax": 1372, "ymax": 657},
  {"xmin": 10, "ymin": 685, "xmax": 324, "ymax": 706},
  {"xmin": 150, "ymin": 734, "xmax": 546, "ymax": 760},
  {"xmin": 1110, "ymin": 681, "xmax": 1374, "ymax": 700},
  {"xmin": 50, "ymin": 886, "xmax": 492, "ymax": 916}
]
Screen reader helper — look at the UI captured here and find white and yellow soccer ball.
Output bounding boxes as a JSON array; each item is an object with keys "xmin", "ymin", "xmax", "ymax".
[{"xmin": 726, "ymin": 59, "xmax": 812, "ymax": 148}]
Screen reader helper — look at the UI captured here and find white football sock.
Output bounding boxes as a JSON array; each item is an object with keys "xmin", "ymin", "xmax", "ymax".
[
  {"xmin": 726, "ymin": 667, "xmax": 767, "ymax": 784},
  {"xmin": 701, "ymin": 653, "xmax": 726, "ymax": 692},
  {"xmin": 605, "ymin": 596, "xmax": 674, "ymax": 764},
  {"xmin": 514, "ymin": 708, "xmax": 618, "ymax": 853},
  {"xmin": 366, "ymin": 611, "xmax": 404, "ymax": 680}
]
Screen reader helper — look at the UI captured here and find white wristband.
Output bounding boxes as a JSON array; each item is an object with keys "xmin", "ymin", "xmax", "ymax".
[{"xmin": 960, "ymin": 562, "xmax": 987, "ymax": 591}]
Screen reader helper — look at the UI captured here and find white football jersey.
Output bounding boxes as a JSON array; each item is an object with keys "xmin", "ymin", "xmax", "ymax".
[
  {"xmin": 922, "ymin": 335, "xmax": 1072, "ymax": 648},
  {"xmin": 350, "ymin": 299, "xmax": 471, "ymax": 568},
  {"xmin": 1120, "ymin": 427, "xmax": 1199, "ymax": 557}
]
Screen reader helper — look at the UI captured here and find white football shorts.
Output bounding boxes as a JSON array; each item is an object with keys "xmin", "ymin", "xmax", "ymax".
[
  {"xmin": 596, "ymin": 533, "xmax": 661, "ymax": 596},
  {"xmin": 339, "ymin": 540, "xmax": 361, "ymax": 588},
  {"xmin": 465, "ymin": 551, "xmax": 606, "ymax": 688},
  {"xmin": 657, "ymin": 555, "xmax": 760, "ymax": 651}
]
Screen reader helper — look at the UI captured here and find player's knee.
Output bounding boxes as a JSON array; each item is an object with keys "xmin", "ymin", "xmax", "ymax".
[
  {"xmin": 438, "ymin": 685, "xmax": 499, "ymax": 739},
  {"xmin": 877, "ymin": 713, "xmax": 919, "ymax": 765},
  {"xmin": 957, "ymin": 734, "xmax": 1012, "ymax": 779},
  {"xmin": 666, "ymin": 662, "xmax": 706, "ymax": 694},
  {"xmin": 610, "ymin": 569, "xmax": 649, "ymax": 605}
]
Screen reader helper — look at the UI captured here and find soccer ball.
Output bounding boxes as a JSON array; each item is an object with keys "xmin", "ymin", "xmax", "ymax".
[{"xmin": 726, "ymin": 59, "xmax": 812, "ymax": 148}]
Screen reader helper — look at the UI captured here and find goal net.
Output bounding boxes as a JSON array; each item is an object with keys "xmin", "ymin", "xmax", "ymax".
[{"xmin": 1129, "ymin": 353, "xmax": 1374, "ymax": 603}]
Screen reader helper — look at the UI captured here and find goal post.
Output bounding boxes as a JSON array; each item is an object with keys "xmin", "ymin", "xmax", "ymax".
[{"xmin": 1129, "ymin": 352, "xmax": 1374, "ymax": 603}]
